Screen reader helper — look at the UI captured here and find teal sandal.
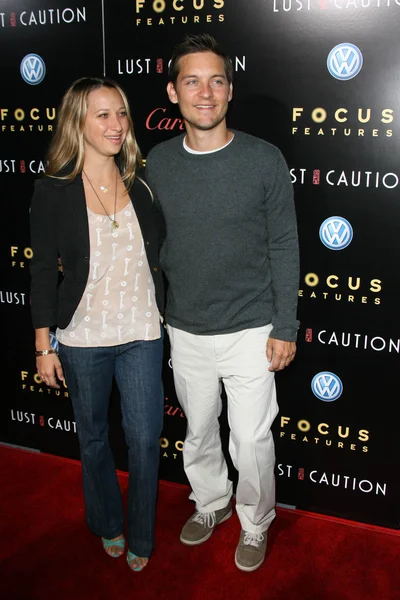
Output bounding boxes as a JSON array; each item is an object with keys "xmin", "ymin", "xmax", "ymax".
[
  {"xmin": 127, "ymin": 550, "xmax": 148, "ymax": 572},
  {"xmin": 102, "ymin": 536, "xmax": 125, "ymax": 558}
]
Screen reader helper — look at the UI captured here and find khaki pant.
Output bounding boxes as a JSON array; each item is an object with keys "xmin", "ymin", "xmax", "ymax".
[{"xmin": 167, "ymin": 324, "xmax": 278, "ymax": 534}]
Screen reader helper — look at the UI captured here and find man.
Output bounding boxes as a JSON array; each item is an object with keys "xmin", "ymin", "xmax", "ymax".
[{"xmin": 146, "ymin": 33, "xmax": 299, "ymax": 572}]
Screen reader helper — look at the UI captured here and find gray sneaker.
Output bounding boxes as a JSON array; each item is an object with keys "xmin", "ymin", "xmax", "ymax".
[
  {"xmin": 180, "ymin": 502, "xmax": 232, "ymax": 546},
  {"xmin": 235, "ymin": 529, "xmax": 268, "ymax": 572}
]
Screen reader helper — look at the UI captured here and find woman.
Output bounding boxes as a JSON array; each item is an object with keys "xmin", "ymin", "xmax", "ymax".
[{"xmin": 30, "ymin": 77, "xmax": 164, "ymax": 572}]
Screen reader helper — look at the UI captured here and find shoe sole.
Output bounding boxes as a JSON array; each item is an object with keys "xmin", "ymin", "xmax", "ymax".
[
  {"xmin": 180, "ymin": 508, "xmax": 233, "ymax": 546},
  {"xmin": 234, "ymin": 549, "xmax": 265, "ymax": 572}
]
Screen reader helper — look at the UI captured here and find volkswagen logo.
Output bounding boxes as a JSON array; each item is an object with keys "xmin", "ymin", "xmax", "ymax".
[
  {"xmin": 311, "ymin": 372, "xmax": 343, "ymax": 402},
  {"xmin": 49, "ymin": 331, "xmax": 59, "ymax": 353},
  {"xmin": 319, "ymin": 216, "xmax": 353, "ymax": 251},
  {"xmin": 327, "ymin": 43, "xmax": 363, "ymax": 81},
  {"xmin": 20, "ymin": 54, "xmax": 46, "ymax": 85}
]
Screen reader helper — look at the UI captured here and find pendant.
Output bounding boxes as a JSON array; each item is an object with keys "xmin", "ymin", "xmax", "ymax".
[
  {"xmin": 112, "ymin": 220, "xmax": 119, "ymax": 230},
  {"xmin": 100, "ymin": 185, "xmax": 108, "ymax": 193}
]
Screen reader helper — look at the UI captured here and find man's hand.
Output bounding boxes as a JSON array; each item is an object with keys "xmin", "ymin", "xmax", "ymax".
[{"xmin": 266, "ymin": 338, "xmax": 296, "ymax": 372}]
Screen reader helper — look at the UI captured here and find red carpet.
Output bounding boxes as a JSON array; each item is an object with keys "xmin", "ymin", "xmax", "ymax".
[{"xmin": 0, "ymin": 445, "xmax": 399, "ymax": 600}]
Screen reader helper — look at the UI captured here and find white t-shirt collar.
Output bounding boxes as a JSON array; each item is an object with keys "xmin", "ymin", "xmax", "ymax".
[{"xmin": 183, "ymin": 134, "xmax": 235, "ymax": 155}]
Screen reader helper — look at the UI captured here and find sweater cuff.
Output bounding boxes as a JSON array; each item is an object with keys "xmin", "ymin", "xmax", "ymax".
[{"xmin": 270, "ymin": 322, "xmax": 300, "ymax": 343}]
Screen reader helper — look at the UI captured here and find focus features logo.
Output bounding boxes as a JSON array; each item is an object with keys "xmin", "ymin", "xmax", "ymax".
[
  {"xmin": 160, "ymin": 436, "xmax": 184, "ymax": 459},
  {"xmin": 21, "ymin": 370, "xmax": 69, "ymax": 397},
  {"xmin": 311, "ymin": 372, "xmax": 343, "ymax": 402},
  {"xmin": 10, "ymin": 246, "xmax": 33, "ymax": 269},
  {"xmin": 279, "ymin": 416, "xmax": 370, "ymax": 453},
  {"xmin": 135, "ymin": 0, "xmax": 225, "ymax": 26},
  {"xmin": 319, "ymin": 216, "xmax": 353, "ymax": 251},
  {"xmin": 298, "ymin": 272, "xmax": 382, "ymax": 305},
  {"xmin": 306, "ymin": 327, "xmax": 400, "ymax": 354},
  {"xmin": 290, "ymin": 168, "xmax": 399, "ymax": 189},
  {"xmin": 327, "ymin": 43, "xmax": 363, "ymax": 80},
  {"xmin": 271, "ymin": 0, "xmax": 400, "ymax": 12},
  {"xmin": 278, "ymin": 464, "xmax": 386, "ymax": 496},
  {"xmin": 20, "ymin": 54, "xmax": 46, "ymax": 85},
  {"xmin": 0, "ymin": 7, "xmax": 86, "ymax": 27},
  {"xmin": 118, "ymin": 55, "xmax": 245, "ymax": 75},
  {"xmin": 291, "ymin": 107, "xmax": 394, "ymax": 138},
  {"xmin": 0, "ymin": 107, "xmax": 56, "ymax": 133}
]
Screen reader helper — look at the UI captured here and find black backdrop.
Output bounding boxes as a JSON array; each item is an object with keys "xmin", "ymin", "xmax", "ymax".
[{"xmin": 1, "ymin": 0, "xmax": 399, "ymax": 529}]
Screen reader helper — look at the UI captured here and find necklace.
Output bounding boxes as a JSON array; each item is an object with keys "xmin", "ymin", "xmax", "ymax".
[{"xmin": 83, "ymin": 168, "xmax": 119, "ymax": 230}]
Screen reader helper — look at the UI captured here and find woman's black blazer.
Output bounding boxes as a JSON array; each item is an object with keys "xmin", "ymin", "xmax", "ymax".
[{"xmin": 30, "ymin": 172, "xmax": 164, "ymax": 330}]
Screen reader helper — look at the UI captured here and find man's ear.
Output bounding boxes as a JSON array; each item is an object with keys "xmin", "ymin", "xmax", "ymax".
[
  {"xmin": 228, "ymin": 82, "xmax": 233, "ymax": 102},
  {"xmin": 167, "ymin": 81, "xmax": 178, "ymax": 104}
]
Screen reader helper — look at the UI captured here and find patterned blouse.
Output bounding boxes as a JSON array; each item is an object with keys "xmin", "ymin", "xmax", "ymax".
[{"xmin": 56, "ymin": 201, "xmax": 160, "ymax": 347}]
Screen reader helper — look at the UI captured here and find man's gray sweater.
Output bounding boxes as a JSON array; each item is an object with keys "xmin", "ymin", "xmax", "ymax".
[{"xmin": 146, "ymin": 131, "xmax": 300, "ymax": 341}]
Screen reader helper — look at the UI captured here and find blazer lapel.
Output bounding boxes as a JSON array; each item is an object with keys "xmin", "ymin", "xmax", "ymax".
[{"xmin": 64, "ymin": 176, "xmax": 90, "ymax": 255}]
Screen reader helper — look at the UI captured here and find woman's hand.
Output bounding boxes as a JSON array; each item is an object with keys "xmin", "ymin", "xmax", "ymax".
[{"xmin": 36, "ymin": 353, "xmax": 64, "ymax": 389}]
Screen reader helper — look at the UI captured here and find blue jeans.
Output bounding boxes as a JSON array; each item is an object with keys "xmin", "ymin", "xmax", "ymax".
[{"xmin": 58, "ymin": 334, "xmax": 164, "ymax": 557}]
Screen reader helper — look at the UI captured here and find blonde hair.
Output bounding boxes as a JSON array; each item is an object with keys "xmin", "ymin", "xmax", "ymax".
[{"xmin": 46, "ymin": 77, "xmax": 142, "ymax": 190}]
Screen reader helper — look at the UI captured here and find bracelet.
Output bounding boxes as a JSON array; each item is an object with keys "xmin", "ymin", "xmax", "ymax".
[{"xmin": 35, "ymin": 349, "xmax": 57, "ymax": 357}]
